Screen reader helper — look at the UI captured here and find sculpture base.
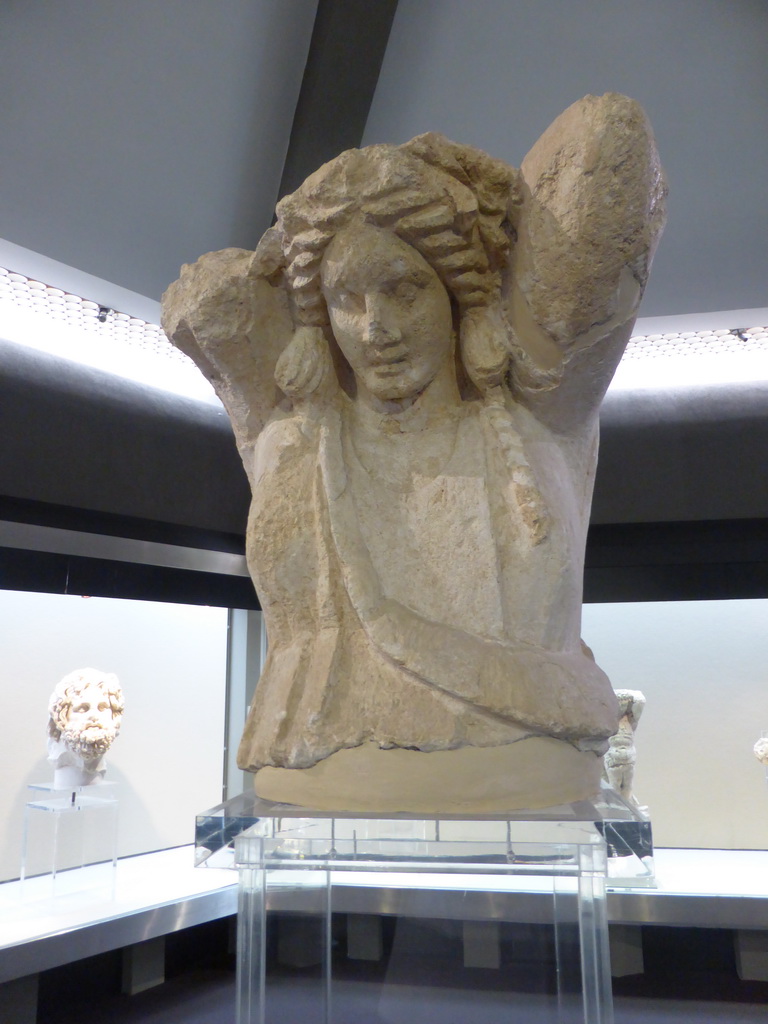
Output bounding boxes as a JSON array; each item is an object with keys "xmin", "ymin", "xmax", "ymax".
[{"xmin": 254, "ymin": 737, "xmax": 603, "ymax": 813}]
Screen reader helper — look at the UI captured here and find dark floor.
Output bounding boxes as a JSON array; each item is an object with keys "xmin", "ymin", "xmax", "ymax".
[{"xmin": 33, "ymin": 917, "xmax": 768, "ymax": 1024}]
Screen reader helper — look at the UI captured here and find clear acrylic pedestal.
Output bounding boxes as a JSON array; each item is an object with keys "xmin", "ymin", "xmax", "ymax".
[
  {"xmin": 234, "ymin": 806, "xmax": 613, "ymax": 1024},
  {"xmin": 21, "ymin": 782, "xmax": 118, "ymax": 898}
]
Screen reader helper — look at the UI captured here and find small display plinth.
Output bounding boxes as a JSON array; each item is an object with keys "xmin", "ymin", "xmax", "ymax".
[
  {"xmin": 21, "ymin": 782, "xmax": 118, "ymax": 898},
  {"xmin": 234, "ymin": 804, "xmax": 614, "ymax": 1024},
  {"xmin": 598, "ymin": 818, "xmax": 654, "ymax": 888}
]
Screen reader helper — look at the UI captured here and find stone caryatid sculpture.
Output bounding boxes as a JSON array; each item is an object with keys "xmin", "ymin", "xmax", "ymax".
[
  {"xmin": 603, "ymin": 689, "xmax": 647, "ymax": 816},
  {"xmin": 47, "ymin": 668, "xmax": 124, "ymax": 788},
  {"xmin": 162, "ymin": 93, "xmax": 666, "ymax": 812}
]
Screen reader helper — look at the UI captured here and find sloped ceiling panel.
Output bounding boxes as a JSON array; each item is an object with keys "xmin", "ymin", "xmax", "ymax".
[
  {"xmin": 364, "ymin": 0, "xmax": 768, "ymax": 319},
  {"xmin": 0, "ymin": 0, "xmax": 318, "ymax": 301}
]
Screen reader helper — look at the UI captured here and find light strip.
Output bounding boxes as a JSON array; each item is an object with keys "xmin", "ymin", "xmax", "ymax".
[{"xmin": 0, "ymin": 266, "xmax": 219, "ymax": 404}]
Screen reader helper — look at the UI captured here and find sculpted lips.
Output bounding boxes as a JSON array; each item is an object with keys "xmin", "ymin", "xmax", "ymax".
[{"xmin": 369, "ymin": 343, "xmax": 408, "ymax": 367}]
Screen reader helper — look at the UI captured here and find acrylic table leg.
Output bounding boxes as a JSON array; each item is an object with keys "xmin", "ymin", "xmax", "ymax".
[
  {"xmin": 237, "ymin": 856, "xmax": 266, "ymax": 1024},
  {"xmin": 553, "ymin": 864, "xmax": 583, "ymax": 1024},
  {"xmin": 577, "ymin": 844, "xmax": 613, "ymax": 1024}
]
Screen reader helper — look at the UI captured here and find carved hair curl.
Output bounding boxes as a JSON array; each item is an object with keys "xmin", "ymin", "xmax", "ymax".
[
  {"xmin": 259, "ymin": 134, "xmax": 524, "ymax": 396},
  {"xmin": 48, "ymin": 669, "xmax": 124, "ymax": 740}
]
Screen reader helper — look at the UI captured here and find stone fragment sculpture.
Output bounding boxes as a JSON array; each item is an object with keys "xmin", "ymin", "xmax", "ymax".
[
  {"xmin": 753, "ymin": 737, "xmax": 768, "ymax": 766},
  {"xmin": 162, "ymin": 93, "xmax": 666, "ymax": 812},
  {"xmin": 603, "ymin": 689, "xmax": 647, "ymax": 816},
  {"xmin": 47, "ymin": 668, "xmax": 124, "ymax": 788}
]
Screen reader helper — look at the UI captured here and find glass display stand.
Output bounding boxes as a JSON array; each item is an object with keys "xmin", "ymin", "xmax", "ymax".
[
  {"xmin": 21, "ymin": 782, "xmax": 118, "ymax": 898},
  {"xmin": 592, "ymin": 788, "xmax": 654, "ymax": 889},
  {"xmin": 198, "ymin": 783, "xmax": 654, "ymax": 888},
  {"xmin": 233, "ymin": 803, "xmax": 614, "ymax": 1024}
]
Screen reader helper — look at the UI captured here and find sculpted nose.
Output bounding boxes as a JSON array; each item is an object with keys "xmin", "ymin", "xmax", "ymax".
[{"xmin": 364, "ymin": 296, "xmax": 401, "ymax": 344}]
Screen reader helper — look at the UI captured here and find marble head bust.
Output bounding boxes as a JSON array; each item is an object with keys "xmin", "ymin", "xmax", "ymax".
[
  {"xmin": 163, "ymin": 93, "xmax": 666, "ymax": 813},
  {"xmin": 47, "ymin": 668, "xmax": 124, "ymax": 787}
]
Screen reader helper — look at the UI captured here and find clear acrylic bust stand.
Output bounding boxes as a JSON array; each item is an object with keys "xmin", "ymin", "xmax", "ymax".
[
  {"xmin": 21, "ymin": 768, "xmax": 118, "ymax": 900},
  {"xmin": 593, "ymin": 787, "xmax": 654, "ymax": 889},
  {"xmin": 221, "ymin": 781, "xmax": 646, "ymax": 1024}
]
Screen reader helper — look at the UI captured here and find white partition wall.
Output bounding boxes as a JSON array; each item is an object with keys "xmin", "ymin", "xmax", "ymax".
[
  {"xmin": 583, "ymin": 598, "xmax": 768, "ymax": 851},
  {"xmin": 2, "ymin": 591, "xmax": 766, "ymax": 879},
  {"xmin": 0, "ymin": 590, "xmax": 228, "ymax": 883}
]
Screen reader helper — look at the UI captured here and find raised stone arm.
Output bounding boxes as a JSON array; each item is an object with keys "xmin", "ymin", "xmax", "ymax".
[
  {"xmin": 504, "ymin": 93, "xmax": 667, "ymax": 431},
  {"xmin": 161, "ymin": 240, "xmax": 293, "ymax": 465}
]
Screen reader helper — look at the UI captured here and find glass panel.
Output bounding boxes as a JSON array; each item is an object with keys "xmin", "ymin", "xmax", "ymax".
[
  {"xmin": 21, "ymin": 782, "xmax": 118, "ymax": 898},
  {"xmin": 235, "ymin": 814, "xmax": 612, "ymax": 1024}
]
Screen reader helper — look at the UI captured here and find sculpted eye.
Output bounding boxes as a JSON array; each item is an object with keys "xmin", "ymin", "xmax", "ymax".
[
  {"xmin": 335, "ymin": 289, "xmax": 362, "ymax": 311},
  {"xmin": 391, "ymin": 279, "xmax": 419, "ymax": 302}
]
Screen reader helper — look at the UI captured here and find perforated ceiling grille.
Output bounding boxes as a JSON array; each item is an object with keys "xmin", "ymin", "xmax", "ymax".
[
  {"xmin": 0, "ymin": 265, "xmax": 185, "ymax": 366},
  {"xmin": 624, "ymin": 326, "xmax": 768, "ymax": 359}
]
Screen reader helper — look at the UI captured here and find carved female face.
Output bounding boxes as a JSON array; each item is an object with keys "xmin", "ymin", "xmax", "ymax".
[{"xmin": 321, "ymin": 222, "xmax": 454, "ymax": 402}]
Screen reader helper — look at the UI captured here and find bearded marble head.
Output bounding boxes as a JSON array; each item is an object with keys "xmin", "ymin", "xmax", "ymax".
[{"xmin": 47, "ymin": 668, "xmax": 124, "ymax": 772}]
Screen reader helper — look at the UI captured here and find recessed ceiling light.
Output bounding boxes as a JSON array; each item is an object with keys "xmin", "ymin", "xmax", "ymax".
[{"xmin": 0, "ymin": 266, "xmax": 219, "ymax": 405}]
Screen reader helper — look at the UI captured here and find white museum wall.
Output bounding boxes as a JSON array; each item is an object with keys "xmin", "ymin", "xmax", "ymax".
[
  {"xmin": 582, "ymin": 598, "xmax": 768, "ymax": 851},
  {"xmin": 2, "ymin": 590, "xmax": 764, "ymax": 872},
  {"xmin": 0, "ymin": 590, "xmax": 228, "ymax": 883}
]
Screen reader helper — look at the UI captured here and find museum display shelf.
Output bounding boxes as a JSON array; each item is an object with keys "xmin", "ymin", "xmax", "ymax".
[
  {"xmin": 233, "ymin": 806, "xmax": 614, "ymax": 1024},
  {"xmin": 0, "ymin": 846, "xmax": 236, "ymax": 986},
  {"xmin": 4, "ymin": 842, "xmax": 768, "ymax": 1023},
  {"xmin": 607, "ymin": 848, "xmax": 768, "ymax": 930}
]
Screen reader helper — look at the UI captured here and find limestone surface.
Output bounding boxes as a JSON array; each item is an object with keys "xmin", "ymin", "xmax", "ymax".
[{"xmin": 162, "ymin": 93, "xmax": 666, "ymax": 812}]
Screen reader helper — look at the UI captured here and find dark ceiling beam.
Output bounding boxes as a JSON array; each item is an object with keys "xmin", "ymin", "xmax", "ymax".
[
  {"xmin": 592, "ymin": 382, "xmax": 768, "ymax": 525},
  {"xmin": 276, "ymin": 0, "xmax": 399, "ymax": 201}
]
